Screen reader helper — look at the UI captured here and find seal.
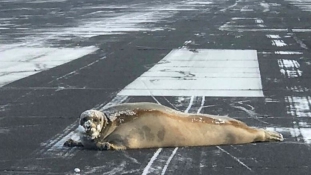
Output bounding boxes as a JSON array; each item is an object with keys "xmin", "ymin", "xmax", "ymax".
[{"xmin": 64, "ymin": 102, "xmax": 283, "ymax": 150}]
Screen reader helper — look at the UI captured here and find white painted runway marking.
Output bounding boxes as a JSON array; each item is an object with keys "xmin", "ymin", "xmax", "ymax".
[
  {"xmin": 292, "ymin": 29, "xmax": 311, "ymax": 32},
  {"xmin": 260, "ymin": 2, "xmax": 270, "ymax": 12},
  {"xmin": 285, "ymin": 0, "xmax": 311, "ymax": 12},
  {"xmin": 266, "ymin": 126, "xmax": 311, "ymax": 143},
  {"xmin": 220, "ymin": 17, "xmax": 272, "ymax": 31},
  {"xmin": 275, "ymin": 51, "xmax": 303, "ymax": 55},
  {"xmin": 0, "ymin": 46, "xmax": 98, "ymax": 87},
  {"xmin": 278, "ymin": 59, "xmax": 302, "ymax": 78},
  {"xmin": 119, "ymin": 49, "xmax": 264, "ymax": 97},
  {"xmin": 285, "ymin": 96, "xmax": 311, "ymax": 117},
  {"xmin": 255, "ymin": 19, "xmax": 265, "ymax": 28},
  {"xmin": 266, "ymin": 35, "xmax": 281, "ymax": 39},
  {"xmin": 272, "ymin": 40, "xmax": 287, "ymax": 47},
  {"xmin": 185, "ymin": 1, "xmax": 213, "ymax": 5}
]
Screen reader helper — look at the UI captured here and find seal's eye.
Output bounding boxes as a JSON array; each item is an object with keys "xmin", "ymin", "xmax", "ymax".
[
  {"xmin": 82, "ymin": 118, "xmax": 88, "ymax": 122},
  {"xmin": 93, "ymin": 118, "xmax": 99, "ymax": 123}
]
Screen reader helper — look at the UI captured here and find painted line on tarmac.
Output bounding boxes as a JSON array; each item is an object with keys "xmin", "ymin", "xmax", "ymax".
[
  {"xmin": 118, "ymin": 49, "xmax": 263, "ymax": 97},
  {"xmin": 0, "ymin": 46, "xmax": 98, "ymax": 87}
]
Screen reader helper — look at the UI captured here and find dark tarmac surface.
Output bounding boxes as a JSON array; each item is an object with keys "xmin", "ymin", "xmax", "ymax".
[{"xmin": 1, "ymin": 0, "xmax": 311, "ymax": 174}]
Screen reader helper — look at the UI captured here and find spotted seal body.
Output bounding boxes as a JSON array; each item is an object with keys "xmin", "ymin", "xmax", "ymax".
[{"xmin": 64, "ymin": 102, "xmax": 283, "ymax": 150}]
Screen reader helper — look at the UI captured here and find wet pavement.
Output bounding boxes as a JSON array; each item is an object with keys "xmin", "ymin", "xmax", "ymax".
[{"xmin": 1, "ymin": 0, "xmax": 311, "ymax": 174}]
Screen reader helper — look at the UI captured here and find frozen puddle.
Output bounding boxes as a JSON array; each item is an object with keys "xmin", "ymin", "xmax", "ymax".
[
  {"xmin": 118, "ymin": 49, "xmax": 263, "ymax": 97},
  {"xmin": 0, "ymin": 46, "xmax": 98, "ymax": 87}
]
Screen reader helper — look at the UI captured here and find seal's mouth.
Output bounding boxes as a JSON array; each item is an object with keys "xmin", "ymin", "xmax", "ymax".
[
  {"xmin": 86, "ymin": 128, "xmax": 97, "ymax": 134},
  {"xmin": 83, "ymin": 123, "xmax": 96, "ymax": 133},
  {"xmin": 79, "ymin": 109, "xmax": 106, "ymax": 139},
  {"xmin": 81, "ymin": 122, "xmax": 100, "ymax": 139}
]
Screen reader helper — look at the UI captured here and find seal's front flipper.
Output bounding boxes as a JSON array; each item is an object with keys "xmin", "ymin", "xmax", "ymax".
[
  {"xmin": 96, "ymin": 142, "xmax": 126, "ymax": 151},
  {"xmin": 110, "ymin": 143, "xmax": 127, "ymax": 150},
  {"xmin": 96, "ymin": 142, "xmax": 111, "ymax": 150},
  {"xmin": 63, "ymin": 139, "xmax": 84, "ymax": 147}
]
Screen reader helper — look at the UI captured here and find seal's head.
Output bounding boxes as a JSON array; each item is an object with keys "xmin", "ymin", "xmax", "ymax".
[{"xmin": 79, "ymin": 110, "xmax": 108, "ymax": 139}]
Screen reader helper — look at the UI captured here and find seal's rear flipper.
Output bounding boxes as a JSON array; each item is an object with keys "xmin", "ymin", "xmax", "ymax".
[
  {"xmin": 264, "ymin": 130, "xmax": 284, "ymax": 142},
  {"xmin": 96, "ymin": 141, "xmax": 126, "ymax": 151}
]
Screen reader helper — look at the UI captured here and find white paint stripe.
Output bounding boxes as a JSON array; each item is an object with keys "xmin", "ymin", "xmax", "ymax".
[
  {"xmin": 241, "ymin": 6, "xmax": 253, "ymax": 12},
  {"xmin": 151, "ymin": 67, "xmax": 260, "ymax": 73},
  {"xmin": 217, "ymin": 146, "xmax": 253, "ymax": 171},
  {"xmin": 185, "ymin": 96, "xmax": 194, "ymax": 113},
  {"xmin": 0, "ymin": 46, "xmax": 98, "ymax": 87},
  {"xmin": 278, "ymin": 59, "xmax": 300, "ymax": 69},
  {"xmin": 144, "ymin": 96, "xmax": 195, "ymax": 175},
  {"xmin": 260, "ymin": 2, "xmax": 270, "ymax": 12},
  {"xmin": 275, "ymin": 51, "xmax": 303, "ymax": 55},
  {"xmin": 286, "ymin": 0, "xmax": 311, "ymax": 12},
  {"xmin": 141, "ymin": 148, "xmax": 163, "ymax": 175},
  {"xmin": 272, "ymin": 40, "xmax": 287, "ymax": 47},
  {"xmin": 119, "ymin": 90, "xmax": 262, "ymax": 97},
  {"xmin": 292, "ymin": 29, "xmax": 311, "ymax": 32},
  {"xmin": 231, "ymin": 17, "xmax": 259, "ymax": 20},
  {"xmin": 266, "ymin": 35, "xmax": 281, "ymax": 39},
  {"xmin": 186, "ymin": 2, "xmax": 213, "ymax": 5},
  {"xmin": 141, "ymin": 71, "xmax": 260, "ymax": 78},
  {"xmin": 121, "ymin": 78, "xmax": 262, "ymax": 91},
  {"xmin": 255, "ymin": 19, "xmax": 264, "ymax": 23},
  {"xmin": 266, "ymin": 127, "xmax": 311, "ymax": 143},
  {"xmin": 285, "ymin": 96, "xmax": 311, "ymax": 117},
  {"xmin": 197, "ymin": 96, "xmax": 205, "ymax": 114},
  {"xmin": 118, "ymin": 49, "xmax": 263, "ymax": 97},
  {"xmin": 123, "ymin": 78, "xmax": 262, "ymax": 90},
  {"xmin": 155, "ymin": 61, "xmax": 260, "ymax": 67},
  {"xmin": 220, "ymin": 28, "xmax": 288, "ymax": 32},
  {"xmin": 160, "ymin": 147, "xmax": 178, "ymax": 175}
]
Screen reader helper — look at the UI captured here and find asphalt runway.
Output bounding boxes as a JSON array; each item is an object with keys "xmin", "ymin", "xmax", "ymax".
[{"xmin": 1, "ymin": 0, "xmax": 311, "ymax": 174}]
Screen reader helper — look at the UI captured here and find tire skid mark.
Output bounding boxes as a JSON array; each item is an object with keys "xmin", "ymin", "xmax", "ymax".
[
  {"xmin": 159, "ymin": 96, "xmax": 195, "ymax": 175},
  {"xmin": 142, "ymin": 96, "xmax": 195, "ymax": 175},
  {"xmin": 220, "ymin": 0, "xmax": 239, "ymax": 12},
  {"xmin": 216, "ymin": 146, "xmax": 253, "ymax": 172},
  {"xmin": 48, "ymin": 55, "xmax": 105, "ymax": 85},
  {"xmin": 141, "ymin": 96, "xmax": 164, "ymax": 175},
  {"xmin": 160, "ymin": 147, "xmax": 178, "ymax": 175},
  {"xmin": 35, "ymin": 121, "xmax": 77, "ymax": 155},
  {"xmin": 141, "ymin": 148, "xmax": 163, "ymax": 175}
]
